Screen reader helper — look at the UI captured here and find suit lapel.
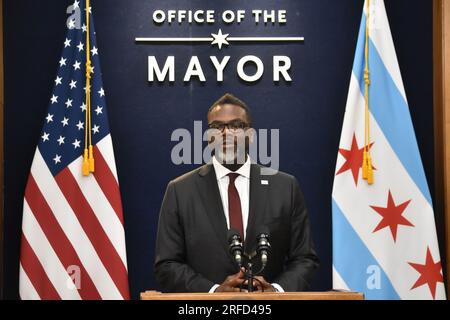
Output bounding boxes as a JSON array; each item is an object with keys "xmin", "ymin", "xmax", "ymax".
[
  {"xmin": 245, "ymin": 164, "xmax": 269, "ymax": 254},
  {"xmin": 196, "ymin": 164, "xmax": 229, "ymax": 254}
]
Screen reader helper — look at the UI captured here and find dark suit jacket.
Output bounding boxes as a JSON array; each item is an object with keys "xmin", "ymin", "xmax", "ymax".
[{"xmin": 154, "ymin": 163, "xmax": 320, "ymax": 292}]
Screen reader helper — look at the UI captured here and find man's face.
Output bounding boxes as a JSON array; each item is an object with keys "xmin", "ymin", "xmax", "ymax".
[{"xmin": 207, "ymin": 104, "xmax": 251, "ymax": 164}]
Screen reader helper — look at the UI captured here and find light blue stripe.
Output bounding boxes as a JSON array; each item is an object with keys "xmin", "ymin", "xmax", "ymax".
[
  {"xmin": 352, "ymin": 12, "xmax": 432, "ymax": 206},
  {"xmin": 332, "ymin": 199, "xmax": 401, "ymax": 300}
]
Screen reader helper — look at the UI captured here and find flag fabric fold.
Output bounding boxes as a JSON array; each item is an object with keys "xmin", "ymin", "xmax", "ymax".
[
  {"xmin": 19, "ymin": 0, "xmax": 130, "ymax": 300},
  {"xmin": 332, "ymin": 0, "xmax": 445, "ymax": 300}
]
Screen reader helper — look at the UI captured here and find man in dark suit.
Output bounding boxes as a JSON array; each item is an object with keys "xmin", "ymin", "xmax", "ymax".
[{"xmin": 154, "ymin": 93, "xmax": 319, "ymax": 293}]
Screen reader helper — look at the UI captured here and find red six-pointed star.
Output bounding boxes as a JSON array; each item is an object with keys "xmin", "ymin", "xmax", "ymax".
[
  {"xmin": 370, "ymin": 190, "xmax": 413, "ymax": 242},
  {"xmin": 336, "ymin": 133, "xmax": 374, "ymax": 186},
  {"xmin": 408, "ymin": 247, "xmax": 444, "ymax": 299}
]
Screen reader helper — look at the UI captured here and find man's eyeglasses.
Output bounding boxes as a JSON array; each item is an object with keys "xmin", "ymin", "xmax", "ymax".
[{"xmin": 208, "ymin": 120, "xmax": 250, "ymax": 132}]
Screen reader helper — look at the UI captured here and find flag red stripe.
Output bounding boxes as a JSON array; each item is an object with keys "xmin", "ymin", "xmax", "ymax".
[
  {"xmin": 93, "ymin": 146, "xmax": 124, "ymax": 225},
  {"xmin": 20, "ymin": 234, "xmax": 61, "ymax": 300},
  {"xmin": 55, "ymin": 168, "xmax": 130, "ymax": 299},
  {"xmin": 25, "ymin": 174, "xmax": 102, "ymax": 300}
]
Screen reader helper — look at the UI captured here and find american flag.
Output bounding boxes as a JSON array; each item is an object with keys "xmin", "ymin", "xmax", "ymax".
[{"xmin": 19, "ymin": 0, "xmax": 130, "ymax": 299}]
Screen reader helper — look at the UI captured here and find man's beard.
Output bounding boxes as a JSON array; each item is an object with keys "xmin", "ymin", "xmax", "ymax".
[
  {"xmin": 213, "ymin": 137, "xmax": 249, "ymax": 166},
  {"xmin": 215, "ymin": 146, "xmax": 247, "ymax": 165}
]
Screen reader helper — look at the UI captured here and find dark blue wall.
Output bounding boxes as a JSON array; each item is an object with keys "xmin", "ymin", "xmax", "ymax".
[{"xmin": 3, "ymin": 0, "xmax": 433, "ymax": 299}]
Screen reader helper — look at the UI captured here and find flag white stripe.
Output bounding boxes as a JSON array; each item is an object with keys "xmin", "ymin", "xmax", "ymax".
[
  {"xmin": 97, "ymin": 135, "xmax": 119, "ymax": 182},
  {"xmin": 68, "ymin": 154, "xmax": 128, "ymax": 268},
  {"xmin": 19, "ymin": 263, "xmax": 41, "ymax": 300},
  {"xmin": 332, "ymin": 265, "xmax": 350, "ymax": 291},
  {"xmin": 30, "ymin": 150, "xmax": 123, "ymax": 299},
  {"xmin": 332, "ymin": 73, "xmax": 366, "ymax": 157},
  {"xmin": 22, "ymin": 200, "xmax": 82, "ymax": 300}
]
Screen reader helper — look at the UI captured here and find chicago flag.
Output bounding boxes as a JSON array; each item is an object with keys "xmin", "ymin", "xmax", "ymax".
[
  {"xmin": 332, "ymin": 0, "xmax": 446, "ymax": 299},
  {"xmin": 19, "ymin": 1, "xmax": 129, "ymax": 299}
]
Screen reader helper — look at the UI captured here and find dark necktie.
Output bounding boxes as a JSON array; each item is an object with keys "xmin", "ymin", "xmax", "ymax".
[{"xmin": 227, "ymin": 173, "xmax": 244, "ymax": 240}]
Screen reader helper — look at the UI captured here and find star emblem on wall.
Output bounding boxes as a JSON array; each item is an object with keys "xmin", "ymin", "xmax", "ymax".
[
  {"xmin": 211, "ymin": 29, "xmax": 229, "ymax": 49},
  {"xmin": 136, "ymin": 30, "xmax": 304, "ymax": 50}
]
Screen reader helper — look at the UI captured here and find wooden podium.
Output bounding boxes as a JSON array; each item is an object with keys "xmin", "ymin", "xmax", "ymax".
[{"xmin": 141, "ymin": 291, "xmax": 364, "ymax": 300}]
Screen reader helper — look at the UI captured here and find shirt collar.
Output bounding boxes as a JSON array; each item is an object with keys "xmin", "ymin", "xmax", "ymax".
[{"xmin": 212, "ymin": 155, "xmax": 251, "ymax": 180}]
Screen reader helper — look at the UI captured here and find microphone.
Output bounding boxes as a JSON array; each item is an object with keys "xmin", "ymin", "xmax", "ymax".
[
  {"xmin": 256, "ymin": 227, "xmax": 270, "ymax": 268},
  {"xmin": 227, "ymin": 228, "xmax": 243, "ymax": 267}
]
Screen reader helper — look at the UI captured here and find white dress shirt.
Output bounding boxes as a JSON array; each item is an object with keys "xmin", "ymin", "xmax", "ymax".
[
  {"xmin": 208, "ymin": 156, "xmax": 284, "ymax": 293},
  {"xmin": 212, "ymin": 155, "xmax": 250, "ymax": 239}
]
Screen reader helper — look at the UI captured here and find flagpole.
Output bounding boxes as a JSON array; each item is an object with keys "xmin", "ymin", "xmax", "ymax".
[
  {"xmin": 363, "ymin": 0, "xmax": 374, "ymax": 185},
  {"xmin": 83, "ymin": 0, "xmax": 94, "ymax": 175},
  {"xmin": 433, "ymin": 0, "xmax": 450, "ymax": 293},
  {"xmin": 0, "ymin": 0, "xmax": 4, "ymax": 300}
]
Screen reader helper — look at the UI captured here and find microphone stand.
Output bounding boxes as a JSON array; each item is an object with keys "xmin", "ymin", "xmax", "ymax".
[
  {"xmin": 241, "ymin": 253, "xmax": 266, "ymax": 292},
  {"xmin": 246, "ymin": 262, "xmax": 254, "ymax": 292},
  {"xmin": 230, "ymin": 232, "xmax": 270, "ymax": 292}
]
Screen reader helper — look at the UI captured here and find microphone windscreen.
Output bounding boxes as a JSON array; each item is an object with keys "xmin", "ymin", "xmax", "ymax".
[
  {"xmin": 255, "ymin": 226, "xmax": 270, "ymax": 237},
  {"xmin": 227, "ymin": 228, "xmax": 242, "ymax": 242}
]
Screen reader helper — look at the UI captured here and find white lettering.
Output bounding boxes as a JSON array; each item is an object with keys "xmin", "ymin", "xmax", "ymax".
[
  {"xmin": 278, "ymin": 10, "xmax": 287, "ymax": 23},
  {"xmin": 152, "ymin": 10, "xmax": 165, "ymax": 24},
  {"xmin": 210, "ymin": 56, "xmax": 231, "ymax": 82},
  {"xmin": 252, "ymin": 10, "xmax": 262, "ymax": 23},
  {"xmin": 237, "ymin": 55, "xmax": 264, "ymax": 82},
  {"xmin": 263, "ymin": 10, "xmax": 276, "ymax": 23},
  {"xmin": 153, "ymin": 10, "xmax": 215, "ymax": 24},
  {"xmin": 178, "ymin": 304, "xmax": 213, "ymax": 318},
  {"xmin": 148, "ymin": 56, "xmax": 294, "ymax": 83},
  {"xmin": 236, "ymin": 10, "xmax": 246, "ymax": 23},
  {"xmin": 184, "ymin": 56, "xmax": 206, "ymax": 82},
  {"xmin": 167, "ymin": 10, "xmax": 177, "ymax": 24},
  {"xmin": 177, "ymin": 10, "xmax": 186, "ymax": 23},
  {"xmin": 273, "ymin": 56, "xmax": 292, "ymax": 82},
  {"xmin": 148, "ymin": 56, "xmax": 175, "ymax": 82},
  {"xmin": 252, "ymin": 10, "xmax": 286, "ymax": 24},
  {"xmin": 222, "ymin": 10, "xmax": 235, "ymax": 24}
]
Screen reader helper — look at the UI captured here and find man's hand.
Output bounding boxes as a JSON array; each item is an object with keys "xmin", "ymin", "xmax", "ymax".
[
  {"xmin": 252, "ymin": 276, "xmax": 276, "ymax": 292},
  {"xmin": 215, "ymin": 269, "xmax": 246, "ymax": 292}
]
